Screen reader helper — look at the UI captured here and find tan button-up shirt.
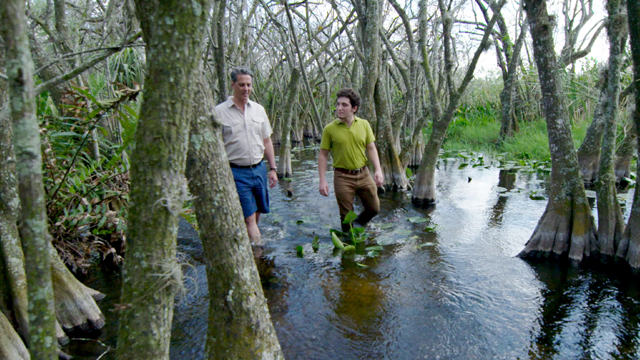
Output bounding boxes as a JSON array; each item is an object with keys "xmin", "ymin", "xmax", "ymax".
[{"xmin": 215, "ymin": 97, "xmax": 273, "ymax": 166}]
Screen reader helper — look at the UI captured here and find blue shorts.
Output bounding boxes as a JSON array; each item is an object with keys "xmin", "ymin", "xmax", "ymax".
[{"xmin": 231, "ymin": 161, "xmax": 270, "ymax": 219}]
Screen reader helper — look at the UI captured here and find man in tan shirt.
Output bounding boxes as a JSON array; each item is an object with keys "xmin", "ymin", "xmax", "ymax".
[{"xmin": 215, "ymin": 67, "xmax": 278, "ymax": 243}]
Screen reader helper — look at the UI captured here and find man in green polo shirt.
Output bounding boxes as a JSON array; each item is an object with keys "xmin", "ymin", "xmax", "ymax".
[{"xmin": 319, "ymin": 88, "xmax": 384, "ymax": 232}]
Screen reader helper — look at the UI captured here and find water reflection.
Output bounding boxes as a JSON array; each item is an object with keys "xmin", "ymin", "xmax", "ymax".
[{"xmin": 528, "ymin": 261, "xmax": 640, "ymax": 359}]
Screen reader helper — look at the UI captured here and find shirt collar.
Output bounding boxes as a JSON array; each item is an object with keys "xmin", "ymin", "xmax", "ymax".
[
  {"xmin": 226, "ymin": 96, "xmax": 253, "ymax": 109},
  {"xmin": 334, "ymin": 116, "xmax": 359, "ymax": 126}
]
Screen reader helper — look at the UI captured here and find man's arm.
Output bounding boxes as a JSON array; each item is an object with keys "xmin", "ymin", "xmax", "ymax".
[
  {"xmin": 319, "ymin": 148, "xmax": 330, "ymax": 196},
  {"xmin": 263, "ymin": 137, "xmax": 278, "ymax": 188},
  {"xmin": 366, "ymin": 142, "xmax": 384, "ymax": 187}
]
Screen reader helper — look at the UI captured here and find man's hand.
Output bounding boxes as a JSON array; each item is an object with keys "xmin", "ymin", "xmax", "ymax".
[
  {"xmin": 374, "ymin": 169, "xmax": 384, "ymax": 187},
  {"xmin": 319, "ymin": 179, "xmax": 330, "ymax": 196},
  {"xmin": 269, "ymin": 169, "xmax": 278, "ymax": 188}
]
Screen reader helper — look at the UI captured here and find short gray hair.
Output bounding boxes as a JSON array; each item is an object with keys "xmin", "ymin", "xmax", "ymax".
[{"xmin": 230, "ymin": 66, "xmax": 253, "ymax": 83}]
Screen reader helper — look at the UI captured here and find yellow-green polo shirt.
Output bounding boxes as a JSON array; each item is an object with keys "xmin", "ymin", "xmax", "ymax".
[{"xmin": 320, "ymin": 116, "xmax": 375, "ymax": 170}]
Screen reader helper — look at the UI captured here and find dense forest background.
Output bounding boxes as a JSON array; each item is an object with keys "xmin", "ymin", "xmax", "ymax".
[{"xmin": 2, "ymin": 0, "xmax": 640, "ymax": 358}]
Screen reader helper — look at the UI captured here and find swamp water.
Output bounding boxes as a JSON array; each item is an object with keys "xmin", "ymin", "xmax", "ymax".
[{"xmin": 66, "ymin": 147, "xmax": 640, "ymax": 359}]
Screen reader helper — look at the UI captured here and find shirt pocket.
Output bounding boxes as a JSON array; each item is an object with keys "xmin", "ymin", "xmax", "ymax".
[
  {"xmin": 221, "ymin": 117, "xmax": 240, "ymax": 139},
  {"xmin": 251, "ymin": 117, "xmax": 266, "ymax": 140}
]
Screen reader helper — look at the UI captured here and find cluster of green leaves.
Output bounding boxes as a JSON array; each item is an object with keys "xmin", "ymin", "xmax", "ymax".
[{"xmin": 41, "ymin": 84, "xmax": 140, "ymax": 272}]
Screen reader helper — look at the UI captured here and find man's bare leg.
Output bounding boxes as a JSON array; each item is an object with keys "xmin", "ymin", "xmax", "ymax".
[{"xmin": 245, "ymin": 213, "xmax": 262, "ymax": 243}]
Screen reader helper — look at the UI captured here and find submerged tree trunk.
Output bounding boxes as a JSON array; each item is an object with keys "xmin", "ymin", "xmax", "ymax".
[
  {"xmin": 116, "ymin": 0, "xmax": 211, "ymax": 359},
  {"xmin": 518, "ymin": 0, "xmax": 596, "ymax": 263},
  {"xmin": 277, "ymin": 68, "xmax": 301, "ymax": 179},
  {"xmin": 1, "ymin": 0, "xmax": 57, "ymax": 358},
  {"xmin": 595, "ymin": 0, "xmax": 626, "ymax": 259},
  {"xmin": 617, "ymin": 0, "xmax": 640, "ymax": 269},
  {"xmin": 186, "ymin": 69, "xmax": 284, "ymax": 359}
]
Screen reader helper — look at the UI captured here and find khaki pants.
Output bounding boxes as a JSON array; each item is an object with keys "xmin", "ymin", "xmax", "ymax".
[{"xmin": 333, "ymin": 167, "xmax": 380, "ymax": 232}]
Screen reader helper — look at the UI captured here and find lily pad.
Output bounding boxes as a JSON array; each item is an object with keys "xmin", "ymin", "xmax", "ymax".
[
  {"xmin": 311, "ymin": 236, "xmax": 320, "ymax": 251},
  {"xmin": 296, "ymin": 245, "xmax": 304, "ymax": 257},
  {"xmin": 407, "ymin": 216, "xmax": 429, "ymax": 224}
]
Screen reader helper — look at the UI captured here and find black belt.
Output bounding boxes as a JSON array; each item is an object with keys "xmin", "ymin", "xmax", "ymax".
[
  {"xmin": 334, "ymin": 166, "xmax": 367, "ymax": 175},
  {"xmin": 230, "ymin": 161, "xmax": 262, "ymax": 169}
]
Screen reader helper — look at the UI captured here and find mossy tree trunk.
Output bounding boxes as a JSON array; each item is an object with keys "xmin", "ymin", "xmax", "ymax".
[
  {"xmin": 595, "ymin": 0, "xmax": 626, "ymax": 259},
  {"xmin": 412, "ymin": 0, "xmax": 505, "ymax": 206},
  {"xmin": 1, "ymin": 0, "xmax": 58, "ymax": 358},
  {"xmin": 517, "ymin": 0, "xmax": 596, "ymax": 263},
  {"xmin": 616, "ymin": 0, "xmax": 640, "ymax": 269},
  {"xmin": 277, "ymin": 68, "xmax": 301, "ymax": 179},
  {"xmin": 185, "ymin": 68, "xmax": 284, "ymax": 359},
  {"xmin": 115, "ymin": 0, "xmax": 212, "ymax": 359}
]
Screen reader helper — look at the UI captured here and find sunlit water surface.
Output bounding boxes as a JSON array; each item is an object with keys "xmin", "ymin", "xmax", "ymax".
[{"xmin": 66, "ymin": 146, "xmax": 640, "ymax": 359}]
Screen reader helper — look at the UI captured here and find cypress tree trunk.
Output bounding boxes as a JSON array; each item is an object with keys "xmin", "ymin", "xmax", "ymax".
[
  {"xmin": 1, "ymin": 0, "xmax": 58, "ymax": 358},
  {"xmin": 213, "ymin": 0, "xmax": 227, "ymax": 105},
  {"xmin": 499, "ymin": 24, "xmax": 528, "ymax": 139},
  {"xmin": 277, "ymin": 68, "xmax": 301, "ymax": 179},
  {"xmin": 616, "ymin": 0, "xmax": 640, "ymax": 268},
  {"xmin": 185, "ymin": 69, "xmax": 284, "ymax": 359},
  {"xmin": 595, "ymin": 0, "xmax": 626, "ymax": 259},
  {"xmin": 115, "ymin": 0, "xmax": 212, "ymax": 358},
  {"xmin": 517, "ymin": 0, "xmax": 596, "ymax": 262},
  {"xmin": 614, "ymin": 122, "xmax": 636, "ymax": 183},
  {"xmin": 577, "ymin": 74, "xmax": 608, "ymax": 185},
  {"xmin": 374, "ymin": 70, "xmax": 409, "ymax": 191},
  {"xmin": 356, "ymin": 0, "xmax": 381, "ymax": 123}
]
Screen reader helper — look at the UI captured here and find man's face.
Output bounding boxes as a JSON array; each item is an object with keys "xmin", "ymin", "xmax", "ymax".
[
  {"xmin": 232, "ymin": 74, "xmax": 253, "ymax": 102},
  {"xmin": 336, "ymin": 96, "xmax": 357, "ymax": 120}
]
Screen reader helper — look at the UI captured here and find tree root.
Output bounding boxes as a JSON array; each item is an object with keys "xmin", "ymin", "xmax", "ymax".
[{"xmin": 50, "ymin": 245, "xmax": 105, "ymax": 333}]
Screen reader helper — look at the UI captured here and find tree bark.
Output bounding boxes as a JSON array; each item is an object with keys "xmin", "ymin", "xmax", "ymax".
[
  {"xmin": 616, "ymin": 0, "xmax": 640, "ymax": 268},
  {"xmin": 115, "ymin": 0, "xmax": 212, "ymax": 358},
  {"xmin": 595, "ymin": 0, "xmax": 626, "ymax": 259},
  {"xmin": 518, "ymin": 0, "xmax": 596, "ymax": 263},
  {"xmin": 1, "ymin": 0, "xmax": 58, "ymax": 358},
  {"xmin": 277, "ymin": 68, "xmax": 301, "ymax": 179},
  {"xmin": 185, "ymin": 68, "xmax": 284, "ymax": 359}
]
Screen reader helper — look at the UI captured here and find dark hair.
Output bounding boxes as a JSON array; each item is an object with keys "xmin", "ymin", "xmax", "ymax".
[
  {"xmin": 230, "ymin": 66, "xmax": 253, "ymax": 82},
  {"xmin": 336, "ymin": 88, "xmax": 360, "ymax": 112}
]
